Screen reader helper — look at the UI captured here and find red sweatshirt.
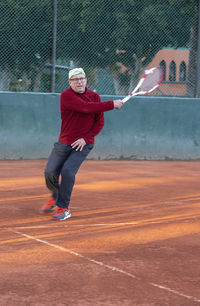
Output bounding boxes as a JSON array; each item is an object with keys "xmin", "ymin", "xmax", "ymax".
[{"xmin": 58, "ymin": 87, "xmax": 114, "ymax": 145}]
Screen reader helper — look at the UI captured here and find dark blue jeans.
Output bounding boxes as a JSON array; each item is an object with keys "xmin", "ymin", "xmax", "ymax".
[{"xmin": 44, "ymin": 142, "xmax": 94, "ymax": 208}]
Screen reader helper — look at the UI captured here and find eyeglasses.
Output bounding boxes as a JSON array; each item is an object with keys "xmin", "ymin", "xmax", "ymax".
[{"xmin": 70, "ymin": 77, "xmax": 86, "ymax": 82}]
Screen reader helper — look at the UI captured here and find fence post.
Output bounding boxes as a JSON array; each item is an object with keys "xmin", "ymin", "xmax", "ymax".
[
  {"xmin": 196, "ymin": 0, "xmax": 200, "ymax": 97},
  {"xmin": 51, "ymin": 0, "xmax": 57, "ymax": 92}
]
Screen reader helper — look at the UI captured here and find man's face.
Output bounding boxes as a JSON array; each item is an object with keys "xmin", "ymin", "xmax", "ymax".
[{"xmin": 68, "ymin": 74, "xmax": 87, "ymax": 94}]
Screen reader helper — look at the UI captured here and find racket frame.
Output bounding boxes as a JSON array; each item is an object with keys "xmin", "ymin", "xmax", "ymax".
[{"xmin": 122, "ymin": 66, "xmax": 164, "ymax": 103}]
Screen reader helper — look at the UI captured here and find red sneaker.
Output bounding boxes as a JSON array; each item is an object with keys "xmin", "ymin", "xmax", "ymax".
[
  {"xmin": 40, "ymin": 198, "xmax": 56, "ymax": 213},
  {"xmin": 52, "ymin": 207, "xmax": 71, "ymax": 221}
]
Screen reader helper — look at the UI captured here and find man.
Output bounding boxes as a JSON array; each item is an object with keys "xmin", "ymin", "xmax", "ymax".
[{"xmin": 40, "ymin": 67, "xmax": 123, "ymax": 221}]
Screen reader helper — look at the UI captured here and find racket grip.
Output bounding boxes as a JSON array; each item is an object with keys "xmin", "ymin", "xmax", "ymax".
[{"xmin": 122, "ymin": 96, "xmax": 130, "ymax": 103}]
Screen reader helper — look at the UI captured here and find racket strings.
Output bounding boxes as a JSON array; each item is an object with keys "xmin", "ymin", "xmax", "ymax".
[
  {"xmin": 140, "ymin": 69, "xmax": 163, "ymax": 91},
  {"xmin": 122, "ymin": 66, "xmax": 164, "ymax": 103}
]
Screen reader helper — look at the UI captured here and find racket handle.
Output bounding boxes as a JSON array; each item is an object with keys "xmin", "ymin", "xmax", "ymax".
[{"xmin": 122, "ymin": 96, "xmax": 130, "ymax": 103}]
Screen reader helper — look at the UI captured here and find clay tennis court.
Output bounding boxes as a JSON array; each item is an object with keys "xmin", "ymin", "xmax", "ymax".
[{"xmin": 1, "ymin": 160, "xmax": 200, "ymax": 305}]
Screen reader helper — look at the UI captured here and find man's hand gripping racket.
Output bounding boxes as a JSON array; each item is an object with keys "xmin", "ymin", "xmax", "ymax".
[{"xmin": 122, "ymin": 66, "xmax": 164, "ymax": 103}]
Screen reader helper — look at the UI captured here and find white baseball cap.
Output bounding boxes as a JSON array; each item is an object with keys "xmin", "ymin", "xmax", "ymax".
[{"xmin": 68, "ymin": 68, "xmax": 86, "ymax": 79}]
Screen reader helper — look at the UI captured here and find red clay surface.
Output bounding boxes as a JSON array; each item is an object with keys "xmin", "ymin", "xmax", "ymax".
[{"xmin": 0, "ymin": 160, "xmax": 200, "ymax": 306}]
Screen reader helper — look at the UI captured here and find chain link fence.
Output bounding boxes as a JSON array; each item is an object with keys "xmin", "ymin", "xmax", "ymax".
[{"xmin": 0, "ymin": 0, "xmax": 198, "ymax": 97}]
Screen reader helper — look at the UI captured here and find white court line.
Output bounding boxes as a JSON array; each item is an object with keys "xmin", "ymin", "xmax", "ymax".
[
  {"xmin": 14, "ymin": 230, "xmax": 200, "ymax": 303},
  {"xmin": 0, "ymin": 217, "xmax": 197, "ymax": 230},
  {"xmin": 7, "ymin": 222, "xmax": 139, "ymax": 229},
  {"xmin": 0, "ymin": 220, "xmax": 176, "ymax": 230}
]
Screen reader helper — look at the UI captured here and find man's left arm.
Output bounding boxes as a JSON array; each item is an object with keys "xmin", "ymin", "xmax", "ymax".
[
  {"xmin": 71, "ymin": 112, "xmax": 104, "ymax": 151},
  {"xmin": 84, "ymin": 111, "xmax": 104, "ymax": 143},
  {"xmin": 71, "ymin": 93, "xmax": 116, "ymax": 151}
]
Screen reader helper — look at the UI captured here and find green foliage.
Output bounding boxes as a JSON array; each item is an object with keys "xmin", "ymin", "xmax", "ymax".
[
  {"xmin": 0, "ymin": 0, "xmax": 197, "ymax": 93},
  {"xmin": 55, "ymin": 0, "xmax": 195, "ymax": 92},
  {"xmin": 0, "ymin": 0, "xmax": 52, "ymax": 90},
  {"xmin": 57, "ymin": 1, "xmax": 195, "ymax": 74}
]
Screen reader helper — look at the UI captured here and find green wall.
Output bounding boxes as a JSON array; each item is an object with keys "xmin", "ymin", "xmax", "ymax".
[{"xmin": 0, "ymin": 91, "xmax": 200, "ymax": 160}]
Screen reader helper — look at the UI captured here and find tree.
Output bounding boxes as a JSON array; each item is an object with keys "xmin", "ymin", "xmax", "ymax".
[
  {"xmin": 185, "ymin": 1, "xmax": 199, "ymax": 97},
  {"xmin": 0, "ymin": 0, "xmax": 52, "ymax": 91},
  {"xmin": 0, "ymin": 0, "xmax": 196, "ymax": 94},
  {"xmin": 167, "ymin": 0, "xmax": 198, "ymax": 97},
  {"xmin": 56, "ymin": 0, "xmax": 195, "ymax": 95}
]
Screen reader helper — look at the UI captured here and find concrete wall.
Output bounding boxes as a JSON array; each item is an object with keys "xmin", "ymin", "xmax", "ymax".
[{"xmin": 0, "ymin": 91, "xmax": 200, "ymax": 160}]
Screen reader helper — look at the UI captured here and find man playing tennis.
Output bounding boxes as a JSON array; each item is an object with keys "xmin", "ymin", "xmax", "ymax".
[{"xmin": 40, "ymin": 68, "xmax": 123, "ymax": 221}]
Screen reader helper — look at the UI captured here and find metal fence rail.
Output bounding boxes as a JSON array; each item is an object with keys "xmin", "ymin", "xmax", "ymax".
[{"xmin": 0, "ymin": 0, "xmax": 198, "ymax": 97}]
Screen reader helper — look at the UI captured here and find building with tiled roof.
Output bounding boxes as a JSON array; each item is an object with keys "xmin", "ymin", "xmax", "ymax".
[{"xmin": 147, "ymin": 48, "xmax": 189, "ymax": 96}]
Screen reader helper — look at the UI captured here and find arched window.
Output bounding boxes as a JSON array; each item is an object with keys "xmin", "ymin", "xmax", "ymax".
[
  {"xmin": 179, "ymin": 61, "xmax": 186, "ymax": 81},
  {"xmin": 159, "ymin": 60, "xmax": 166, "ymax": 81},
  {"xmin": 169, "ymin": 61, "xmax": 176, "ymax": 81}
]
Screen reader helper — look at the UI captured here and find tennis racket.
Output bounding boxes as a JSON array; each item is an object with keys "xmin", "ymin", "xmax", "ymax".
[{"xmin": 122, "ymin": 66, "xmax": 164, "ymax": 103}]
